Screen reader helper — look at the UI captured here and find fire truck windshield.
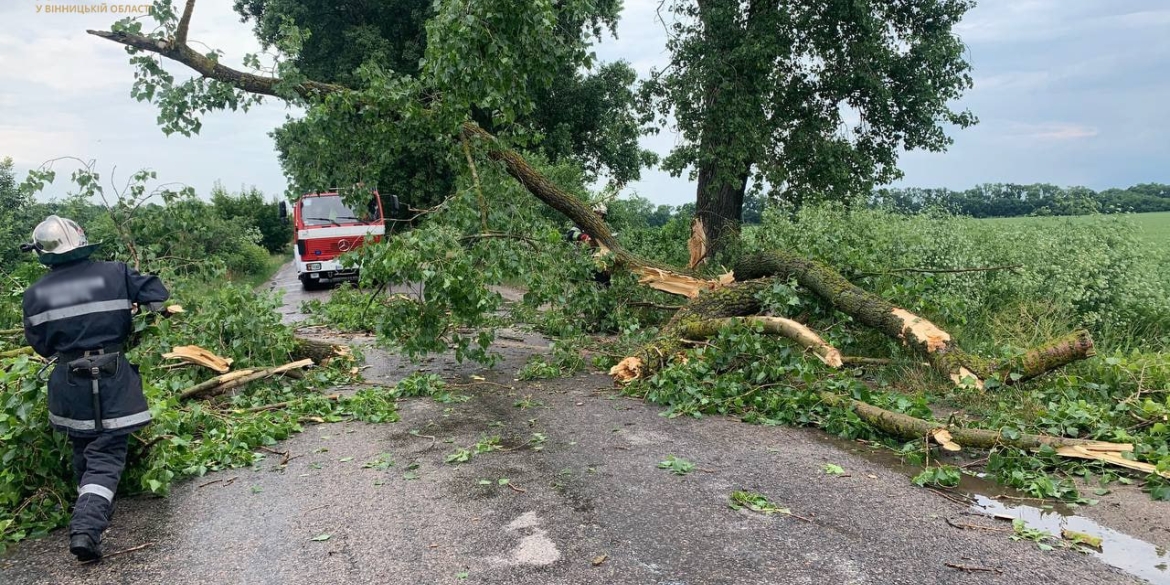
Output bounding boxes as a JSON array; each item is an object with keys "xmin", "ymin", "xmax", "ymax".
[{"xmin": 301, "ymin": 195, "xmax": 381, "ymax": 226}]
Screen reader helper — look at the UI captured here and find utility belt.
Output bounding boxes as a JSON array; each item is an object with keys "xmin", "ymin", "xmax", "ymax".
[
  {"xmin": 58, "ymin": 344, "xmax": 125, "ymax": 433},
  {"xmin": 57, "ymin": 344, "xmax": 124, "ymax": 364}
]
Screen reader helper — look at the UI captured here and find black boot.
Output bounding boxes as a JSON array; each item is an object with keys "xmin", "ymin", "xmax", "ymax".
[{"xmin": 69, "ymin": 533, "xmax": 102, "ymax": 562}]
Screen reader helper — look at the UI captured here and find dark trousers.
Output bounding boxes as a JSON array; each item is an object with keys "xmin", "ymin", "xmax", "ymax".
[{"xmin": 69, "ymin": 433, "xmax": 129, "ymax": 539}]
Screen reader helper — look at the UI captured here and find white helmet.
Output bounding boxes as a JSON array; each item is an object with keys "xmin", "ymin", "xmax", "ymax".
[
  {"xmin": 31, "ymin": 215, "xmax": 97, "ymax": 265},
  {"xmin": 592, "ymin": 203, "xmax": 608, "ymax": 216}
]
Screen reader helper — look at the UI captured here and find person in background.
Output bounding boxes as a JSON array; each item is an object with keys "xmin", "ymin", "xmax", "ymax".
[{"xmin": 563, "ymin": 204, "xmax": 613, "ymax": 286}]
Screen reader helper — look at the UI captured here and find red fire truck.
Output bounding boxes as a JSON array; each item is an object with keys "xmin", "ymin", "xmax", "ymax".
[{"xmin": 279, "ymin": 191, "xmax": 393, "ymax": 290}]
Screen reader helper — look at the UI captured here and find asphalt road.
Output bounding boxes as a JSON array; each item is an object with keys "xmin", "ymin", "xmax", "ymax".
[{"xmin": 1, "ymin": 264, "xmax": 1162, "ymax": 584}]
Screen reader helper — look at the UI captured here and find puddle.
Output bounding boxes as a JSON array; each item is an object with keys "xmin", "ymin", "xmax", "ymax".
[
  {"xmin": 810, "ymin": 431, "xmax": 1169, "ymax": 584},
  {"xmin": 970, "ymin": 496, "xmax": 1169, "ymax": 584}
]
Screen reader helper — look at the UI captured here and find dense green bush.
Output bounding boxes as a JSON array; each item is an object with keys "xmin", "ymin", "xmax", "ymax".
[
  {"xmin": 0, "ymin": 283, "xmax": 394, "ymax": 551},
  {"xmin": 211, "ymin": 184, "xmax": 292, "ymax": 254},
  {"xmin": 0, "ymin": 164, "xmax": 391, "ymax": 551}
]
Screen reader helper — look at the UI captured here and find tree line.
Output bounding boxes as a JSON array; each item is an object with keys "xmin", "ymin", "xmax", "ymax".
[{"xmin": 870, "ymin": 183, "xmax": 1170, "ymax": 218}]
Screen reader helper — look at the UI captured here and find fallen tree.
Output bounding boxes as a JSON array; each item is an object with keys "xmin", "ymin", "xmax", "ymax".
[
  {"xmin": 732, "ymin": 251, "xmax": 1096, "ymax": 388},
  {"xmin": 85, "ymin": 1, "xmax": 1114, "ymax": 479}
]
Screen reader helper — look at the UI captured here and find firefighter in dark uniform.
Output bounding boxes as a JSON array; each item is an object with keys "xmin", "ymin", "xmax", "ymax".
[{"xmin": 20, "ymin": 215, "xmax": 171, "ymax": 561}]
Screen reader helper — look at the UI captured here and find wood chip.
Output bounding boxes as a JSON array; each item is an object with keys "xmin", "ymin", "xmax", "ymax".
[{"xmin": 930, "ymin": 428, "xmax": 963, "ymax": 452}]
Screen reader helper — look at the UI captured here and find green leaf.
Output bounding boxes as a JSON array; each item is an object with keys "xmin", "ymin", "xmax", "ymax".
[{"xmin": 310, "ymin": 533, "xmax": 332, "ymax": 542}]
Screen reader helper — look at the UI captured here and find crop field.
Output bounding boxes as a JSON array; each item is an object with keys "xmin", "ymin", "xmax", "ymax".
[{"xmin": 989, "ymin": 212, "xmax": 1170, "ymax": 249}]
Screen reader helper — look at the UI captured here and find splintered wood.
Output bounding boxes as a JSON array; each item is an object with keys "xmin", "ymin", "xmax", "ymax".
[
  {"xmin": 631, "ymin": 267, "xmax": 733, "ymax": 299},
  {"xmin": 1055, "ymin": 444, "xmax": 1170, "ymax": 479},
  {"xmin": 890, "ymin": 308, "xmax": 985, "ymax": 389},
  {"xmin": 609, "ymin": 356, "xmax": 644, "ymax": 384},
  {"xmin": 891, "ymin": 308, "xmax": 951, "ymax": 352},
  {"xmin": 688, "ymin": 217, "xmax": 707, "ymax": 269},
  {"xmin": 163, "ymin": 345, "xmax": 234, "ymax": 373}
]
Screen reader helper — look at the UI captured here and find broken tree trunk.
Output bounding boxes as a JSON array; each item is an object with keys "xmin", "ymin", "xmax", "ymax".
[
  {"xmin": 162, "ymin": 345, "xmax": 233, "ymax": 373},
  {"xmin": 611, "ymin": 280, "xmax": 776, "ymax": 382},
  {"xmin": 675, "ymin": 317, "xmax": 843, "ymax": 368},
  {"xmin": 180, "ymin": 359, "xmax": 314, "ymax": 400},
  {"xmin": 292, "ymin": 336, "xmax": 349, "ymax": 364},
  {"xmin": 816, "ymin": 389, "xmax": 1153, "ymax": 476},
  {"xmin": 733, "ymin": 251, "xmax": 1095, "ymax": 387}
]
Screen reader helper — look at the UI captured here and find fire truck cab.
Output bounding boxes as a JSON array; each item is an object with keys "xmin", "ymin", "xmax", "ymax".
[{"xmin": 280, "ymin": 191, "xmax": 388, "ymax": 290}]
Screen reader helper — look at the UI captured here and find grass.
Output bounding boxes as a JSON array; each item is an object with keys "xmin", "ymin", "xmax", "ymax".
[
  {"xmin": 988, "ymin": 211, "xmax": 1170, "ymax": 250},
  {"xmin": 235, "ymin": 251, "xmax": 292, "ymax": 289}
]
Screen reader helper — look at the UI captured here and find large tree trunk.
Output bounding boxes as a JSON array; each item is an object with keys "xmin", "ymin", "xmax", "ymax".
[
  {"xmin": 733, "ymin": 251, "xmax": 1095, "ymax": 387},
  {"xmin": 695, "ymin": 161, "xmax": 751, "ymax": 259}
]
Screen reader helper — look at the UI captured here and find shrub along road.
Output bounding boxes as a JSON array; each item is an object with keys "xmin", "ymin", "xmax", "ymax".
[{"xmin": 0, "ymin": 265, "xmax": 1159, "ymax": 584}]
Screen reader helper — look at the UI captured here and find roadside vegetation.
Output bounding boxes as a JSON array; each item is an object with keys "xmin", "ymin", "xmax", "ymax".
[
  {"xmin": 4, "ymin": 0, "xmax": 1170, "ymax": 559},
  {"xmin": 0, "ymin": 160, "xmax": 397, "ymax": 550}
]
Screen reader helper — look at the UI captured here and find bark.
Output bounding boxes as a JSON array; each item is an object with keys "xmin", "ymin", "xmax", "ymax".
[
  {"xmin": 0, "ymin": 346, "xmax": 34, "ymax": 359},
  {"xmin": 611, "ymin": 280, "xmax": 773, "ymax": 382},
  {"xmin": 676, "ymin": 317, "xmax": 842, "ymax": 367},
  {"xmin": 292, "ymin": 336, "xmax": 348, "ymax": 364},
  {"xmin": 180, "ymin": 359, "xmax": 313, "ymax": 400},
  {"xmin": 733, "ymin": 250, "xmax": 1095, "ymax": 387},
  {"xmin": 179, "ymin": 370, "xmax": 256, "ymax": 400},
  {"xmin": 818, "ymin": 390, "xmax": 1130, "ymax": 452},
  {"xmin": 695, "ymin": 161, "xmax": 751, "ymax": 257}
]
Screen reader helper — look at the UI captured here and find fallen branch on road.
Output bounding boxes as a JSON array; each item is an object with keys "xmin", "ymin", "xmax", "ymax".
[{"xmin": 179, "ymin": 359, "xmax": 314, "ymax": 400}]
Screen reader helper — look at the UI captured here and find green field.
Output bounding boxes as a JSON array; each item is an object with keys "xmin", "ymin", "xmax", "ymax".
[{"xmin": 988, "ymin": 211, "xmax": 1170, "ymax": 248}]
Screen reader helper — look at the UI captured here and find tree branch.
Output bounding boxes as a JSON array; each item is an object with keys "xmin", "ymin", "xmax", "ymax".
[
  {"xmin": 175, "ymin": 0, "xmax": 196, "ymax": 45},
  {"xmin": 85, "ymin": 29, "xmax": 343, "ymax": 100},
  {"xmin": 88, "ymin": 14, "xmax": 710, "ymax": 295}
]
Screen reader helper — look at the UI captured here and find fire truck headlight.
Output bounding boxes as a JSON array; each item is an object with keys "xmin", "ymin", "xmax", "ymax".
[{"xmin": 307, "ymin": 262, "xmax": 322, "ymax": 271}]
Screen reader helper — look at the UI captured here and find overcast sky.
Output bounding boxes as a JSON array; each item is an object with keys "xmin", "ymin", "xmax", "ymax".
[{"xmin": 1, "ymin": 0, "xmax": 1167, "ymax": 207}]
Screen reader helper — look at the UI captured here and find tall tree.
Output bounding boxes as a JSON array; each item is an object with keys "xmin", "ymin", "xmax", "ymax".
[
  {"xmin": 642, "ymin": 0, "xmax": 977, "ymax": 254},
  {"xmin": 232, "ymin": 0, "xmax": 653, "ymax": 208}
]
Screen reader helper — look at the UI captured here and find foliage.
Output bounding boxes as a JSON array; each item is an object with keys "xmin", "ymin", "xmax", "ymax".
[
  {"xmin": 743, "ymin": 203, "xmax": 1170, "ymax": 341},
  {"xmin": 657, "ymin": 455, "xmax": 695, "ymax": 476},
  {"xmin": 231, "ymin": 0, "xmax": 651, "ymax": 209},
  {"xmin": 303, "ymin": 154, "xmax": 677, "ymax": 361},
  {"xmin": 911, "ymin": 465, "xmax": 962, "ymax": 488},
  {"xmin": 729, "ymin": 491, "xmax": 790, "ymax": 516},
  {"xmin": 210, "ymin": 183, "xmax": 291, "ymax": 254},
  {"xmin": 516, "ymin": 341, "xmax": 587, "ymax": 381},
  {"xmin": 873, "ymin": 182, "xmax": 1170, "ymax": 217},
  {"xmin": 642, "ymin": 0, "xmax": 976, "ymax": 248},
  {"xmin": 444, "ymin": 436, "xmax": 501, "ymax": 465}
]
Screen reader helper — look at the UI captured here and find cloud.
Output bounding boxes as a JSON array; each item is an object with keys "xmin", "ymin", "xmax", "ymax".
[
  {"xmin": 1013, "ymin": 123, "xmax": 1099, "ymax": 141},
  {"xmin": 0, "ymin": 125, "xmax": 86, "ymax": 166},
  {"xmin": 0, "ymin": 32, "xmax": 129, "ymax": 94}
]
